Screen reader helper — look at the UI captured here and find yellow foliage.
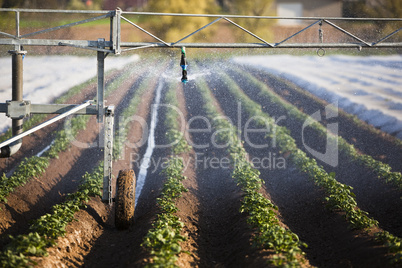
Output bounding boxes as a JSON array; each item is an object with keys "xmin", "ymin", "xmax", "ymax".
[
  {"xmin": 231, "ymin": 0, "xmax": 276, "ymax": 42},
  {"xmin": 145, "ymin": 0, "xmax": 218, "ymax": 42}
]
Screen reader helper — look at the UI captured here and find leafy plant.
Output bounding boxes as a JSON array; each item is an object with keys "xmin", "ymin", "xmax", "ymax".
[
  {"xmin": 0, "ymin": 157, "xmax": 49, "ymax": 203},
  {"xmin": 219, "ymin": 70, "xmax": 402, "ymax": 265},
  {"xmin": 0, "ymin": 66, "xmax": 135, "ymax": 204},
  {"xmin": 142, "ymin": 157, "xmax": 188, "ymax": 267},
  {"xmin": 233, "ymin": 68, "xmax": 402, "ymax": 190},
  {"xmin": 220, "ymin": 71, "xmax": 379, "ymax": 230},
  {"xmin": 195, "ymin": 72, "xmax": 308, "ymax": 267},
  {"xmin": 164, "ymin": 82, "xmax": 191, "ymax": 155},
  {"xmin": 113, "ymin": 74, "xmax": 154, "ymax": 160},
  {"xmin": 0, "ymin": 162, "xmax": 104, "ymax": 267},
  {"xmin": 142, "ymin": 82, "xmax": 191, "ymax": 267},
  {"xmin": 375, "ymin": 231, "xmax": 402, "ymax": 264}
]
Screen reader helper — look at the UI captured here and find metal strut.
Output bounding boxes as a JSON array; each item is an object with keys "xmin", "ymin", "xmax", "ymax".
[
  {"xmin": 0, "ymin": 49, "xmax": 25, "ymax": 158},
  {"xmin": 0, "ymin": 101, "xmax": 93, "ymax": 150},
  {"xmin": 103, "ymin": 106, "xmax": 115, "ymax": 204},
  {"xmin": 317, "ymin": 21, "xmax": 326, "ymax": 57},
  {"xmin": 0, "ymin": 9, "xmax": 401, "ymax": 51},
  {"xmin": 0, "ymin": 7, "xmax": 401, "ymax": 208}
]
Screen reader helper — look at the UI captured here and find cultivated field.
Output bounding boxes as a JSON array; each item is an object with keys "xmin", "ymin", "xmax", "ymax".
[{"xmin": 0, "ymin": 55, "xmax": 401, "ymax": 267}]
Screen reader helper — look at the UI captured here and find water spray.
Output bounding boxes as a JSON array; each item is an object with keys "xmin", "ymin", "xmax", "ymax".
[{"xmin": 180, "ymin": 47, "xmax": 188, "ymax": 83}]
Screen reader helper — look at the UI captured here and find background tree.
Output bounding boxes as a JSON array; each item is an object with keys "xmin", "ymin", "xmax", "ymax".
[
  {"xmin": 365, "ymin": 0, "xmax": 401, "ymax": 18},
  {"xmin": 1, "ymin": 0, "xmax": 64, "ymax": 9},
  {"xmin": 68, "ymin": 0, "xmax": 103, "ymax": 10},
  {"xmin": 144, "ymin": 0, "xmax": 219, "ymax": 42},
  {"xmin": 229, "ymin": 0, "xmax": 275, "ymax": 42},
  {"xmin": 1, "ymin": 0, "xmax": 103, "ymax": 9},
  {"xmin": 343, "ymin": 0, "xmax": 401, "ymax": 40},
  {"xmin": 344, "ymin": 0, "xmax": 401, "ymax": 18}
]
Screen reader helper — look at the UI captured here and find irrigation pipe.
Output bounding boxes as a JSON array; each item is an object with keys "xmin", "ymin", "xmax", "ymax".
[{"xmin": 0, "ymin": 101, "xmax": 92, "ymax": 149}]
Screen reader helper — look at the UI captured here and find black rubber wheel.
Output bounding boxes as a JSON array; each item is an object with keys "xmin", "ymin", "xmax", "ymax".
[{"xmin": 115, "ymin": 169, "xmax": 136, "ymax": 230}]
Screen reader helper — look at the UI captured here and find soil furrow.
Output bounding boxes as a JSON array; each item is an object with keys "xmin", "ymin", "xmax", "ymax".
[
  {"xmin": 82, "ymin": 77, "xmax": 163, "ymax": 267},
  {"xmin": 206, "ymin": 65, "xmax": 392, "ymax": 267},
  {"xmin": 0, "ymin": 67, "xmax": 144, "ymax": 249},
  {"xmin": 171, "ymin": 84, "xmax": 202, "ymax": 266},
  {"xmin": 0, "ymin": 70, "xmax": 121, "ymax": 175},
  {"xmin": 28, "ymin": 65, "xmax": 159, "ymax": 267},
  {"xmin": 224, "ymin": 66, "xmax": 402, "ymax": 237},
  {"xmin": 1, "ymin": 57, "xmax": 400, "ymax": 268},
  {"xmin": 238, "ymin": 65, "xmax": 402, "ymax": 171},
  {"xmin": 183, "ymin": 79, "xmax": 273, "ymax": 267}
]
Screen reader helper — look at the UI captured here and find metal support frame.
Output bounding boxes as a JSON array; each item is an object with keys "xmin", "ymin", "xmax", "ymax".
[
  {"xmin": 97, "ymin": 39, "xmax": 106, "ymax": 123},
  {"xmin": 0, "ymin": 8, "xmax": 400, "ymax": 202},
  {"xmin": 0, "ymin": 8, "xmax": 401, "ymax": 52},
  {"xmin": 103, "ymin": 106, "xmax": 114, "ymax": 204},
  {"xmin": 0, "ymin": 102, "xmax": 97, "ymax": 115},
  {"xmin": 0, "ymin": 101, "xmax": 94, "ymax": 149},
  {"xmin": 111, "ymin": 9, "xmax": 122, "ymax": 55},
  {"xmin": 0, "ymin": 49, "xmax": 26, "ymax": 157}
]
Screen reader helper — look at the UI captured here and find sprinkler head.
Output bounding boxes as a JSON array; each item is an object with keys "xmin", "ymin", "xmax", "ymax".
[
  {"xmin": 180, "ymin": 46, "xmax": 188, "ymax": 83},
  {"xmin": 181, "ymin": 69, "xmax": 188, "ymax": 83}
]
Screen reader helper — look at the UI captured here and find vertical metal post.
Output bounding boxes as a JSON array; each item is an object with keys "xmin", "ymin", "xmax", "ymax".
[
  {"xmin": 10, "ymin": 49, "xmax": 26, "ymax": 142},
  {"xmin": 1, "ymin": 49, "xmax": 26, "ymax": 157},
  {"xmin": 103, "ymin": 106, "xmax": 114, "ymax": 204},
  {"xmin": 317, "ymin": 20, "xmax": 326, "ymax": 57},
  {"xmin": 110, "ymin": 11, "xmax": 114, "ymax": 48},
  {"xmin": 112, "ymin": 9, "xmax": 121, "ymax": 55},
  {"xmin": 15, "ymin": 11, "xmax": 20, "ymax": 40},
  {"xmin": 1, "ymin": 13, "xmax": 25, "ymax": 157},
  {"xmin": 97, "ymin": 38, "xmax": 105, "ymax": 123}
]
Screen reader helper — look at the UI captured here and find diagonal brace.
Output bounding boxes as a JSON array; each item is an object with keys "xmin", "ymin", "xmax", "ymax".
[
  {"xmin": 324, "ymin": 19, "xmax": 372, "ymax": 46},
  {"xmin": 223, "ymin": 17, "xmax": 273, "ymax": 47},
  {"xmin": 20, "ymin": 13, "xmax": 111, "ymax": 39},
  {"xmin": 172, "ymin": 17, "xmax": 222, "ymax": 45},
  {"xmin": 121, "ymin": 15, "xmax": 171, "ymax": 47},
  {"xmin": 373, "ymin": 27, "xmax": 402, "ymax": 46},
  {"xmin": 275, "ymin": 20, "xmax": 322, "ymax": 46}
]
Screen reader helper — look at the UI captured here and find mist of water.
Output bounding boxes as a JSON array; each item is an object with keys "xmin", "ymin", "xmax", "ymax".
[{"xmin": 134, "ymin": 78, "xmax": 163, "ymax": 207}]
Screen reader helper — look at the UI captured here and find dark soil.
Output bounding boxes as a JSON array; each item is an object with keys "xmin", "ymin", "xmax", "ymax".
[
  {"xmin": 0, "ymin": 67, "xmax": 147, "ymax": 249},
  {"xmin": 182, "ymin": 80, "xmax": 272, "ymax": 267},
  {"xmin": 203, "ymin": 62, "xmax": 399, "ymax": 267},
  {"xmin": 237, "ymin": 66, "xmax": 402, "ymax": 172},
  {"xmin": 224, "ymin": 66, "xmax": 402, "ymax": 238},
  {"xmin": 0, "ymin": 59, "xmax": 400, "ymax": 268}
]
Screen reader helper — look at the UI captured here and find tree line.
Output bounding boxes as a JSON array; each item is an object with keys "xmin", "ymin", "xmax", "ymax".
[
  {"xmin": 0, "ymin": 0, "xmax": 276, "ymax": 42},
  {"xmin": 1, "ymin": 0, "xmax": 399, "ymax": 18},
  {"xmin": 1, "ymin": 0, "xmax": 399, "ymax": 43}
]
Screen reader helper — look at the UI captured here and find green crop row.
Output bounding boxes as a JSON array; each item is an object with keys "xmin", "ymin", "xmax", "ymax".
[
  {"xmin": 113, "ymin": 60, "xmax": 168, "ymax": 159},
  {"xmin": 220, "ymin": 71, "xmax": 378, "ymax": 229},
  {"xmin": 375, "ymin": 231, "xmax": 402, "ymax": 264},
  {"xmin": 220, "ymin": 71, "xmax": 402, "ymax": 264},
  {"xmin": 0, "ymin": 74, "xmax": 94, "ymax": 144},
  {"xmin": 0, "ymin": 67, "xmax": 133, "ymax": 204},
  {"xmin": 0, "ymin": 67, "xmax": 119, "ymax": 144},
  {"xmin": 0, "ymin": 163, "xmax": 104, "ymax": 268},
  {"xmin": 232, "ymin": 68, "xmax": 402, "ymax": 190},
  {"xmin": 142, "ymin": 81, "xmax": 191, "ymax": 267},
  {"xmin": 164, "ymin": 82, "xmax": 191, "ymax": 155},
  {"xmin": 249, "ymin": 68, "xmax": 402, "ymax": 148},
  {"xmin": 142, "ymin": 157, "xmax": 188, "ymax": 267},
  {"xmin": 196, "ymin": 76, "xmax": 308, "ymax": 267},
  {"xmin": 0, "ymin": 157, "xmax": 49, "ymax": 203},
  {"xmin": 0, "ymin": 114, "xmax": 89, "ymax": 204},
  {"xmin": 113, "ymin": 73, "xmax": 152, "ymax": 159}
]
